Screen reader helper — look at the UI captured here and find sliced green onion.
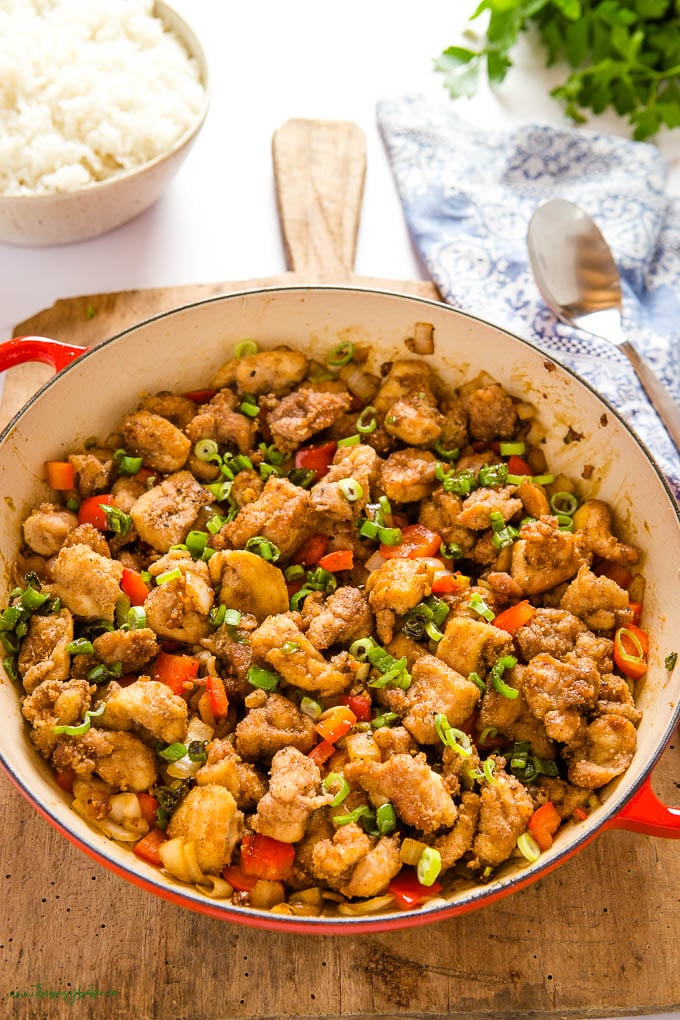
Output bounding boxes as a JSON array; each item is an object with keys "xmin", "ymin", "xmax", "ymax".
[
  {"xmin": 113, "ymin": 448, "xmax": 143, "ymax": 475},
  {"xmin": 517, "ymin": 832, "xmax": 541, "ymax": 863},
  {"xmin": 376, "ymin": 525, "xmax": 402, "ymax": 546},
  {"xmin": 285, "ymin": 564, "xmax": 306, "ymax": 582},
  {"xmin": 158, "ymin": 742, "xmax": 188, "ymax": 762},
  {"xmin": 531, "ymin": 473, "xmax": 555, "ymax": 486},
  {"xmin": 245, "ymin": 536, "xmax": 280, "ymax": 562},
  {"xmin": 490, "ymin": 655, "xmax": 518, "ymax": 699},
  {"xmin": 259, "ymin": 463, "xmax": 281, "ymax": 481},
  {"xmin": 259, "ymin": 442, "xmax": 286, "ymax": 465},
  {"xmin": 326, "ymin": 341, "xmax": 354, "ymax": 368},
  {"xmin": 194, "ymin": 438, "xmax": 221, "ymax": 462},
  {"xmin": 186, "ymin": 530, "xmax": 208, "ymax": 559},
  {"xmin": 127, "ymin": 606, "xmax": 147, "ymax": 630},
  {"xmin": 209, "ymin": 604, "xmax": 227, "ymax": 627},
  {"xmin": 222, "ymin": 609, "xmax": 242, "ymax": 628},
  {"xmin": 435, "ymin": 714, "xmax": 472, "ymax": 757},
  {"xmin": 282, "ymin": 640, "xmax": 300, "ymax": 654},
  {"xmin": 478, "ymin": 463, "xmax": 508, "ymax": 488},
  {"xmin": 337, "ymin": 434, "xmax": 360, "ymax": 448},
  {"xmin": 350, "ymin": 637, "xmax": 377, "ymax": 661},
  {"xmin": 440, "ymin": 541, "xmax": 463, "ymax": 560},
  {"xmin": 305, "ymin": 567, "xmax": 337, "ymax": 595},
  {"xmin": 479, "ymin": 726, "xmax": 498, "ymax": 745},
  {"xmin": 338, "ymin": 478, "xmax": 364, "ymax": 503},
  {"xmin": 550, "ymin": 491, "xmax": 578, "ymax": 516},
  {"xmin": 239, "ymin": 394, "xmax": 260, "ymax": 418},
  {"xmin": 288, "ymin": 467, "xmax": 316, "ymax": 489},
  {"xmin": 483, "ymin": 758, "xmax": 497, "ymax": 784},
  {"xmin": 358, "ymin": 519, "xmax": 379, "ymax": 540},
  {"xmin": 333, "ymin": 804, "xmax": 373, "ymax": 827},
  {"xmin": 156, "ymin": 567, "xmax": 182, "ymax": 585},
  {"xmin": 441, "ymin": 468, "xmax": 477, "ymax": 496},
  {"xmin": 614, "ymin": 627, "xmax": 646, "ymax": 666},
  {"xmin": 67, "ymin": 638, "xmax": 94, "ymax": 655},
  {"xmin": 356, "ymin": 406, "xmax": 377, "ymax": 434},
  {"xmin": 234, "ymin": 339, "xmax": 258, "ymax": 358},
  {"xmin": 323, "ymin": 772, "xmax": 350, "ymax": 807},
  {"xmin": 555, "ymin": 513, "xmax": 575, "ymax": 533},
  {"xmin": 469, "ymin": 592, "xmax": 495, "ymax": 622},
  {"xmin": 206, "ymin": 514, "xmax": 227, "ymax": 535},
  {"xmin": 187, "ymin": 740, "xmax": 208, "ymax": 763},
  {"xmin": 371, "ymin": 711, "xmax": 399, "ymax": 729},
  {"xmin": 433, "ymin": 439, "xmax": 459, "ymax": 462},
  {"xmin": 424, "ymin": 620, "xmax": 445, "ymax": 642},
  {"xmin": 289, "ymin": 586, "xmax": 313, "ymax": 611},
  {"xmin": 376, "ymin": 803, "xmax": 397, "ymax": 835},
  {"xmin": 247, "ymin": 665, "xmax": 280, "ymax": 691},
  {"xmin": 499, "ymin": 441, "xmax": 526, "ymax": 456},
  {"xmin": 19, "ymin": 587, "xmax": 50, "ymax": 611},
  {"xmin": 101, "ymin": 504, "xmax": 132, "ymax": 536},
  {"xmin": 300, "ymin": 696, "xmax": 323, "ymax": 721},
  {"xmin": 206, "ymin": 479, "xmax": 234, "ymax": 503},
  {"xmin": 53, "ymin": 702, "xmax": 106, "ymax": 736},
  {"xmin": 506, "ymin": 473, "xmax": 531, "ymax": 485},
  {"xmin": 87, "ymin": 661, "xmax": 122, "ymax": 684},
  {"xmin": 417, "ymin": 846, "xmax": 442, "ymax": 886}
]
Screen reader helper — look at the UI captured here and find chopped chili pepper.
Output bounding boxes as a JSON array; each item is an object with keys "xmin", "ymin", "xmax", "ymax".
[
  {"xmin": 629, "ymin": 601, "xmax": 643, "ymax": 626},
  {"xmin": 121, "ymin": 567, "xmax": 151, "ymax": 606},
  {"xmin": 431, "ymin": 572, "xmax": 460, "ymax": 595},
  {"xmin": 294, "ymin": 441, "xmax": 337, "ymax": 481},
  {"xmin": 45, "ymin": 460, "xmax": 75, "ymax": 490},
  {"xmin": 317, "ymin": 549, "xmax": 354, "ymax": 573},
  {"xmin": 380, "ymin": 523, "xmax": 442, "ymax": 560},
  {"xmin": 315, "ymin": 705, "xmax": 357, "ymax": 743},
  {"xmin": 492, "ymin": 599, "xmax": 536, "ymax": 634},
  {"xmin": 389, "ymin": 868, "xmax": 442, "ymax": 909},
  {"xmin": 153, "ymin": 651, "xmax": 200, "ymax": 696},
  {"xmin": 183, "ymin": 388, "xmax": 217, "ymax": 404},
  {"xmin": 239, "ymin": 832, "xmax": 296, "ymax": 881},
  {"xmin": 77, "ymin": 493, "xmax": 115, "ymax": 531},
  {"xmin": 507, "ymin": 454, "xmax": 532, "ymax": 476},
  {"xmin": 308, "ymin": 739, "xmax": 336, "ymax": 767},
  {"xmin": 137, "ymin": 792, "xmax": 159, "ymax": 827},
  {"xmin": 133, "ymin": 827, "xmax": 168, "ymax": 867},
  {"xmin": 613, "ymin": 623, "xmax": 649, "ymax": 680},
  {"xmin": 290, "ymin": 533, "xmax": 330, "ymax": 567},
  {"xmin": 54, "ymin": 768, "xmax": 75, "ymax": 793},
  {"xmin": 206, "ymin": 675, "xmax": 229, "ymax": 720},
  {"xmin": 528, "ymin": 801, "xmax": 561, "ymax": 851},
  {"xmin": 594, "ymin": 560, "xmax": 634, "ymax": 590}
]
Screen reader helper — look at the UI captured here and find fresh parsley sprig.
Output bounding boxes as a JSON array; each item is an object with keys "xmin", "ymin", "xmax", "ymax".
[{"xmin": 435, "ymin": 0, "xmax": 680, "ymax": 140}]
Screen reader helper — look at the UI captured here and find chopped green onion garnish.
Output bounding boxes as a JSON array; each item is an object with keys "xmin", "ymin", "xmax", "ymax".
[
  {"xmin": 377, "ymin": 525, "xmax": 402, "ymax": 546},
  {"xmin": 223, "ymin": 609, "xmax": 242, "ymax": 628},
  {"xmin": 234, "ymin": 339, "xmax": 259, "ymax": 358},
  {"xmin": 479, "ymin": 726, "xmax": 498, "ymax": 745},
  {"xmin": 435, "ymin": 714, "xmax": 472, "ymax": 757},
  {"xmin": 337, "ymin": 434, "xmax": 360, "ymax": 448},
  {"xmin": 358, "ymin": 519, "xmax": 379, "ymax": 540},
  {"xmin": 187, "ymin": 740, "xmax": 208, "ymax": 763},
  {"xmin": 247, "ymin": 665, "xmax": 280, "ymax": 691},
  {"xmin": 259, "ymin": 442, "xmax": 286, "ymax": 465},
  {"xmin": 424, "ymin": 620, "xmax": 445, "ymax": 642},
  {"xmin": 239, "ymin": 395, "xmax": 260, "ymax": 418},
  {"xmin": 433, "ymin": 439, "xmax": 459, "ymax": 462},
  {"xmin": 440, "ymin": 541, "xmax": 463, "ymax": 560},
  {"xmin": 323, "ymin": 772, "xmax": 350, "ymax": 807},
  {"xmin": 305, "ymin": 567, "xmax": 337, "ymax": 595},
  {"xmin": 478, "ymin": 463, "xmax": 508, "ymax": 488},
  {"xmin": 100, "ymin": 504, "xmax": 132, "ymax": 536},
  {"xmin": 499, "ymin": 441, "xmax": 526, "ymax": 456},
  {"xmin": 206, "ymin": 513, "xmax": 227, "ymax": 534},
  {"xmin": 282, "ymin": 640, "xmax": 300, "ymax": 654},
  {"xmin": 53, "ymin": 702, "xmax": 106, "ymax": 736},
  {"xmin": 113, "ymin": 448, "xmax": 143, "ymax": 475},
  {"xmin": 326, "ymin": 341, "xmax": 354, "ymax": 368},
  {"xmin": 300, "ymin": 696, "xmax": 323, "ymax": 720},
  {"xmin": 555, "ymin": 513, "xmax": 575, "ymax": 532},
  {"xmin": 156, "ymin": 567, "xmax": 182, "ymax": 585},
  {"xmin": 469, "ymin": 592, "xmax": 495, "ymax": 622},
  {"xmin": 288, "ymin": 467, "xmax": 316, "ymax": 489},
  {"xmin": 490, "ymin": 655, "xmax": 518, "ymax": 699},
  {"xmin": 185, "ymin": 530, "xmax": 208, "ymax": 559},
  {"xmin": 333, "ymin": 804, "xmax": 374, "ymax": 828},
  {"xmin": 517, "ymin": 832, "xmax": 541, "ymax": 863},
  {"xmin": 550, "ymin": 491, "xmax": 578, "ymax": 517},
  {"xmin": 531, "ymin": 473, "xmax": 555, "ymax": 486},
  {"xmin": 209, "ymin": 604, "xmax": 227, "ymax": 627},
  {"xmin": 349, "ymin": 637, "xmax": 377, "ymax": 661},
  {"xmin": 19, "ymin": 586, "xmax": 50, "ymax": 611},
  {"xmin": 127, "ymin": 606, "xmax": 147, "ymax": 630},
  {"xmin": 338, "ymin": 478, "xmax": 364, "ymax": 502},
  {"xmin": 665, "ymin": 651, "xmax": 678, "ymax": 672},
  {"xmin": 87, "ymin": 662, "xmax": 122, "ymax": 684},
  {"xmin": 67, "ymin": 638, "xmax": 94, "ymax": 655},
  {"xmin": 245, "ymin": 536, "xmax": 280, "ymax": 562},
  {"xmin": 417, "ymin": 846, "xmax": 442, "ymax": 886},
  {"xmin": 371, "ymin": 711, "xmax": 399, "ymax": 729},
  {"xmin": 206, "ymin": 479, "xmax": 235, "ymax": 503},
  {"xmin": 376, "ymin": 803, "xmax": 397, "ymax": 835},
  {"xmin": 158, "ymin": 742, "xmax": 188, "ymax": 762},
  {"xmin": 285, "ymin": 564, "xmax": 306, "ymax": 582},
  {"xmin": 356, "ymin": 406, "xmax": 377, "ymax": 434}
]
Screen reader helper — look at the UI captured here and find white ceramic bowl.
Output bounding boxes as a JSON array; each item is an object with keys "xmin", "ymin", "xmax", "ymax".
[
  {"xmin": 0, "ymin": 2, "xmax": 209, "ymax": 247},
  {"xmin": 1, "ymin": 287, "xmax": 680, "ymax": 933}
]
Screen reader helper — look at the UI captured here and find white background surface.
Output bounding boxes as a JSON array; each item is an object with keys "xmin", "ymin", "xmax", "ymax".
[{"xmin": 0, "ymin": 5, "xmax": 678, "ymax": 1016}]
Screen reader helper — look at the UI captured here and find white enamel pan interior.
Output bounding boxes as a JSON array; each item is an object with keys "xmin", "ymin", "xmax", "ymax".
[{"xmin": 1, "ymin": 286, "xmax": 678, "ymax": 933}]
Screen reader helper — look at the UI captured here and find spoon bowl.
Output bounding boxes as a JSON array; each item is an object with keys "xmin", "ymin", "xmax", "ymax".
[{"xmin": 527, "ymin": 198, "xmax": 680, "ymax": 451}]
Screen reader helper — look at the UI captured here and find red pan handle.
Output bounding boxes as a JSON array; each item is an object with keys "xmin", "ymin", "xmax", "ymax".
[
  {"xmin": 0, "ymin": 336, "xmax": 87, "ymax": 374},
  {"xmin": 604, "ymin": 776, "xmax": 680, "ymax": 837}
]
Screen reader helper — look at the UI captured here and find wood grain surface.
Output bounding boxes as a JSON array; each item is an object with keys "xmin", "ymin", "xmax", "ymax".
[{"xmin": 1, "ymin": 120, "xmax": 679, "ymax": 1020}]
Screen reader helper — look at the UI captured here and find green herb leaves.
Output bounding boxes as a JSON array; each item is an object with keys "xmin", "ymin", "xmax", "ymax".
[{"xmin": 436, "ymin": 0, "xmax": 680, "ymax": 139}]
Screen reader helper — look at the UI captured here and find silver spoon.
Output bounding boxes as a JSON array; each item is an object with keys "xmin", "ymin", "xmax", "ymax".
[{"xmin": 527, "ymin": 197, "xmax": 680, "ymax": 451}]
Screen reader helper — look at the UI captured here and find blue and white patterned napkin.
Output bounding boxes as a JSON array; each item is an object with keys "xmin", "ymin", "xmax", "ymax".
[{"xmin": 377, "ymin": 94, "xmax": 680, "ymax": 498}]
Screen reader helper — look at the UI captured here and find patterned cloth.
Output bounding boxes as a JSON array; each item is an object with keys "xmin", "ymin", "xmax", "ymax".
[{"xmin": 376, "ymin": 94, "xmax": 680, "ymax": 498}]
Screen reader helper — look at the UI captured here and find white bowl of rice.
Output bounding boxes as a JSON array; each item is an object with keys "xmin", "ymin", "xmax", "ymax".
[{"xmin": 0, "ymin": 0, "xmax": 209, "ymax": 246}]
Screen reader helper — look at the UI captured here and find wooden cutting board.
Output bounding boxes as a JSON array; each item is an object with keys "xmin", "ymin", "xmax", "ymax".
[{"xmin": 1, "ymin": 119, "xmax": 679, "ymax": 1020}]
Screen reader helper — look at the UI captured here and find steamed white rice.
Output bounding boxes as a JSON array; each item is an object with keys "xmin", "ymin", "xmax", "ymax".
[{"xmin": 0, "ymin": 0, "xmax": 206, "ymax": 196}]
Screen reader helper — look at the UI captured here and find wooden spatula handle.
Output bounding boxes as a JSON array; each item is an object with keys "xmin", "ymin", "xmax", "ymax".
[{"xmin": 272, "ymin": 118, "xmax": 366, "ymax": 280}]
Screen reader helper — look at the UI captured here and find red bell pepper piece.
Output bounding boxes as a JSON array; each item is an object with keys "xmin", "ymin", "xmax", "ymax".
[
  {"xmin": 315, "ymin": 705, "xmax": 356, "ymax": 743},
  {"xmin": 380, "ymin": 523, "xmax": 442, "ymax": 560},
  {"xmin": 45, "ymin": 460, "xmax": 75, "ymax": 490},
  {"xmin": 121, "ymin": 567, "xmax": 151, "ymax": 606},
  {"xmin": 239, "ymin": 833, "xmax": 296, "ymax": 881},
  {"xmin": 507, "ymin": 454, "xmax": 532, "ymax": 476},
  {"xmin": 221, "ymin": 863, "xmax": 258, "ymax": 892},
  {"xmin": 77, "ymin": 493, "xmax": 115, "ymax": 531},
  {"xmin": 528, "ymin": 801, "xmax": 562, "ymax": 851},
  {"xmin": 308, "ymin": 739, "xmax": 336, "ymax": 767},
  {"xmin": 153, "ymin": 651, "xmax": 199, "ymax": 696},
  {"xmin": 137, "ymin": 792, "xmax": 159, "ymax": 827},
  {"xmin": 389, "ymin": 868, "xmax": 442, "ymax": 909},
  {"xmin": 133, "ymin": 828, "xmax": 167, "ymax": 867},
  {"xmin": 492, "ymin": 599, "xmax": 536, "ymax": 634},
  {"xmin": 431, "ymin": 572, "xmax": 461, "ymax": 595},
  {"xmin": 594, "ymin": 560, "xmax": 634, "ymax": 590},
  {"xmin": 183, "ymin": 388, "xmax": 217, "ymax": 404},
  {"xmin": 317, "ymin": 549, "xmax": 354, "ymax": 573},
  {"xmin": 294, "ymin": 440, "xmax": 337, "ymax": 481},
  {"xmin": 340, "ymin": 694, "xmax": 372, "ymax": 722},
  {"xmin": 55, "ymin": 768, "xmax": 76, "ymax": 793},
  {"xmin": 206, "ymin": 675, "xmax": 229, "ymax": 720}
]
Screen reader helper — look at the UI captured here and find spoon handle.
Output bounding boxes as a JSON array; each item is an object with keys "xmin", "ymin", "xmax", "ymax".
[{"xmin": 620, "ymin": 339, "xmax": 680, "ymax": 451}]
